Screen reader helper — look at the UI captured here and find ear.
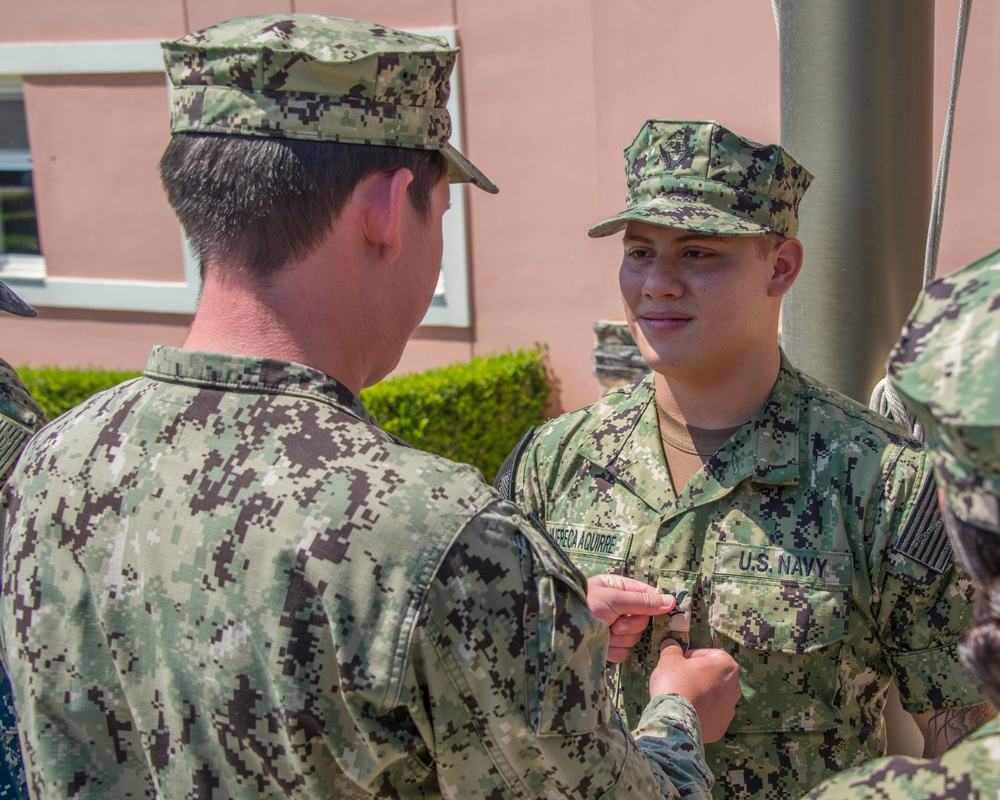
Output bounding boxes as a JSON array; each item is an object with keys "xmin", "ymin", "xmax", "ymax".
[
  {"xmin": 767, "ymin": 237, "xmax": 804, "ymax": 297},
  {"xmin": 357, "ymin": 168, "xmax": 414, "ymax": 264}
]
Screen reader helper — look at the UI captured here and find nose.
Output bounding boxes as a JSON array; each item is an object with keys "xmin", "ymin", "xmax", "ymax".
[{"xmin": 642, "ymin": 258, "xmax": 684, "ymax": 299}]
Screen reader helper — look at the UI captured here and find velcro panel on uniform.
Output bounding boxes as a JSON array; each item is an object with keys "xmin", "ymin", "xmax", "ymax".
[
  {"xmin": 893, "ymin": 475, "xmax": 952, "ymax": 574},
  {"xmin": 0, "ymin": 412, "xmax": 31, "ymax": 485}
]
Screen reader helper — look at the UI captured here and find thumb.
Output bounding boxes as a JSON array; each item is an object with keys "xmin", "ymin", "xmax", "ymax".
[
  {"xmin": 607, "ymin": 590, "xmax": 676, "ymax": 617},
  {"xmin": 658, "ymin": 638, "xmax": 686, "ymax": 661}
]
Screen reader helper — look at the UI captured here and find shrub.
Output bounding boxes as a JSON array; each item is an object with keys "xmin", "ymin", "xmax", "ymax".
[
  {"xmin": 18, "ymin": 347, "xmax": 549, "ymax": 481},
  {"xmin": 362, "ymin": 347, "xmax": 549, "ymax": 481}
]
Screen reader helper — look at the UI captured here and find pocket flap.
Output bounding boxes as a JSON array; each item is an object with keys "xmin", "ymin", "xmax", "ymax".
[{"xmin": 711, "ymin": 543, "xmax": 853, "ymax": 654}]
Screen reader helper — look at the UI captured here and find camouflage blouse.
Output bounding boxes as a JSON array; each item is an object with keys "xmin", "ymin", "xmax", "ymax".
[
  {"xmin": 1, "ymin": 346, "xmax": 710, "ymax": 799},
  {"xmin": 511, "ymin": 352, "xmax": 982, "ymax": 799}
]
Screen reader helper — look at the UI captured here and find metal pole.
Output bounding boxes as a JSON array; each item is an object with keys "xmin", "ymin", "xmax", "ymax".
[{"xmin": 779, "ymin": 0, "xmax": 934, "ymax": 403}]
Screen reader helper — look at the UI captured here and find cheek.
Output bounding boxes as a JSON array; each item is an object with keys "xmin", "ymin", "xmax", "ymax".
[{"xmin": 619, "ymin": 264, "xmax": 640, "ymax": 299}]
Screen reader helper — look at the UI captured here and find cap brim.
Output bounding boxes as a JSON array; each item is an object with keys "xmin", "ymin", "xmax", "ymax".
[
  {"xmin": 0, "ymin": 281, "xmax": 37, "ymax": 317},
  {"xmin": 442, "ymin": 143, "xmax": 498, "ymax": 194},
  {"xmin": 588, "ymin": 195, "xmax": 772, "ymax": 238}
]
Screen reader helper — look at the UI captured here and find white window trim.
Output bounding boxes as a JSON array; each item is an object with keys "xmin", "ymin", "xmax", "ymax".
[{"xmin": 0, "ymin": 29, "xmax": 471, "ymax": 325}]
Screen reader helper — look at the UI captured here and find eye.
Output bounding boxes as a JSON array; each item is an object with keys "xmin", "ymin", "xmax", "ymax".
[
  {"xmin": 682, "ymin": 248, "xmax": 711, "ymax": 259},
  {"xmin": 626, "ymin": 246, "xmax": 654, "ymax": 260}
]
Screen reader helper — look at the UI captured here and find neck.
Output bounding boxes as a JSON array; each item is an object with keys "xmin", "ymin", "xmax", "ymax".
[
  {"xmin": 183, "ymin": 255, "xmax": 371, "ymax": 396},
  {"xmin": 654, "ymin": 346, "xmax": 782, "ymax": 428}
]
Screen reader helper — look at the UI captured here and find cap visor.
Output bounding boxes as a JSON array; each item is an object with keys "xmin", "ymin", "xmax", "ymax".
[
  {"xmin": 442, "ymin": 144, "xmax": 498, "ymax": 194},
  {"xmin": 588, "ymin": 195, "xmax": 772, "ymax": 238},
  {"xmin": 0, "ymin": 281, "xmax": 37, "ymax": 317}
]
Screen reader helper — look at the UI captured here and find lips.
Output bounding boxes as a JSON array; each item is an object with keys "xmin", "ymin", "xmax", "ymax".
[{"xmin": 639, "ymin": 311, "xmax": 692, "ymax": 333}]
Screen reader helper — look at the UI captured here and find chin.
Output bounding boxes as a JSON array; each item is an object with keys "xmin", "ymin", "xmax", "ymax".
[{"xmin": 634, "ymin": 340, "xmax": 682, "ymax": 375}]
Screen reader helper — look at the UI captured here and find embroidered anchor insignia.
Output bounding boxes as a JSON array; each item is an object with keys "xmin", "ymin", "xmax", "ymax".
[{"xmin": 664, "ymin": 589, "xmax": 688, "ymax": 616}]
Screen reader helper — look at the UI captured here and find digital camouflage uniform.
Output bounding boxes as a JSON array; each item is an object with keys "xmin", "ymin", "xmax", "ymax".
[
  {"xmin": 804, "ymin": 248, "xmax": 1000, "ymax": 798},
  {"xmin": 0, "ymin": 280, "xmax": 45, "ymax": 800},
  {"xmin": 500, "ymin": 120, "xmax": 982, "ymax": 798},
  {"xmin": 0, "ymin": 348, "xmax": 712, "ymax": 799},
  {"xmin": 509, "ymin": 353, "xmax": 979, "ymax": 799}
]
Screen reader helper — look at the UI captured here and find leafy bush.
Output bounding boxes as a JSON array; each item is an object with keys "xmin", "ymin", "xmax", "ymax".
[
  {"xmin": 362, "ymin": 347, "xmax": 549, "ymax": 481},
  {"xmin": 18, "ymin": 347, "xmax": 549, "ymax": 481}
]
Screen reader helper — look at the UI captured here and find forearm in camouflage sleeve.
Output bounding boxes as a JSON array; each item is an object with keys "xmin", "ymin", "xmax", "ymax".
[{"xmin": 632, "ymin": 693, "xmax": 713, "ymax": 798}]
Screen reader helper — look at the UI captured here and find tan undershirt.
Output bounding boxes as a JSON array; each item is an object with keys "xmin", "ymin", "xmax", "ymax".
[{"xmin": 656, "ymin": 403, "xmax": 742, "ymax": 493}]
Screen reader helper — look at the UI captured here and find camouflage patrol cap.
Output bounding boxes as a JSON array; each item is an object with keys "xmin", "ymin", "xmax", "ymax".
[
  {"xmin": 162, "ymin": 14, "xmax": 497, "ymax": 193},
  {"xmin": 888, "ymin": 247, "xmax": 1000, "ymax": 533},
  {"xmin": 0, "ymin": 280, "xmax": 36, "ymax": 318},
  {"xmin": 589, "ymin": 120, "xmax": 813, "ymax": 238}
]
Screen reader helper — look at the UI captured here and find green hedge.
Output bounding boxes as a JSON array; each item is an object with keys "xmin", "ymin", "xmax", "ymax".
[
  {"xmin": 361, "ymin": 347, "xmax": 549, "ymax": 481},
  {"xmin": 18, "ymin": 347, "xmax": 549, "ymax": 481}
]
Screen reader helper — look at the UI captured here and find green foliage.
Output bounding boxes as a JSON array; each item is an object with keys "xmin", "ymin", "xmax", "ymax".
[
  {"xmin": 18, "ymin": 365, "xmax": 142, "ymax": 421},
  {"xmin": 361, "ymin": 347, "xmax": 549, "ymax": 481},
  {"xmin": 18, "ymin": 347, "xmax": 549, "ymax": 481}
]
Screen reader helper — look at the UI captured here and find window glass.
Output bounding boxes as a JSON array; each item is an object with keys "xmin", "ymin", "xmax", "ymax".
[
  {"xmin": 0, "ymin": 96, "xmax": 29, "ymax": 149},
  {"xmin": 0, "ymin": 171, "xmax": 39, "ymax": 255},
  {"xmin": 0, "ymin": 92, "xmax": 40, "ymax": 256}
]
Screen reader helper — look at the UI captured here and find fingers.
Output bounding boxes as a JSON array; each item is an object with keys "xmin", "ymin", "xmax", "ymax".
[
  {"xmin": 596, "ymin": 574, "xmax": 660, "ymax": 595},
  {"xmin": 606, "ymin": 645, "xmax": 633, "ymax": 663},
  {"xmin": 597, "ymin": 588, "xmax": 676, "ymax": 619},
  {"xmin": 648, "ymin": 643, "xmax": 742, "ymax": 743},
  {"xmin": 587, "ymin": 575, "xmax": 678, "ymax": 663},
  {"xmin": 586, "ymin": 574, "xmax": 676, "ymax": 626},
  {"xmin": 609, "ymin": 613, "xmax": 652, "ymax": 636},
  {"xmin": 606, "ymin": 624, "xmax": 646, "ymax": 662}
]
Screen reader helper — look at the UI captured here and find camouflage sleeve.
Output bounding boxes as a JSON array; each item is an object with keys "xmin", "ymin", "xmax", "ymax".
[
  {"xmin": 409, "ymin": 502, "xmax": 712, "ymax": 798},
  {"xmin": 870, "ymin": 450, "xmax": 981, "ymax": 713},
  {"xmin": 801, "ymin": 753, "xmax": 936, "ymax": 799}
]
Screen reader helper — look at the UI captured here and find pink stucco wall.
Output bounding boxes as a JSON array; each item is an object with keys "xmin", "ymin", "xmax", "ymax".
[{"xmin": 2, "ymin": 1, "xmax": 999, "ymax": 414}]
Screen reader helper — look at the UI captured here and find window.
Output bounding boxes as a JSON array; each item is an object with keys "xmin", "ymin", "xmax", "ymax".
[{"xmin": 0, "ymin": 84, "xmax": 42, "ymax": 273}]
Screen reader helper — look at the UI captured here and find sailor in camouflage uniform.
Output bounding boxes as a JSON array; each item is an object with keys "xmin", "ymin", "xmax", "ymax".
[
  {"xmin": 805, "ymin": 248, "xmax": 1000, "ymax": 798},
  {"xmin": 0, "ymin": 280, "xmax": 43, "ymax": 800},
  {"xmin": 500, "ymin": 120, "xmax": 991, "ymax": 798},
  {"xmin": 0, "ymin": 17, "xmax": 742, "ymax": 799}
]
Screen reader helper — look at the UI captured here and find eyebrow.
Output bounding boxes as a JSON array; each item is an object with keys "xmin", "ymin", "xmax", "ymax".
[{"xmin": 622, "ymin": 232, "xmax": 723, "ymax": 245}]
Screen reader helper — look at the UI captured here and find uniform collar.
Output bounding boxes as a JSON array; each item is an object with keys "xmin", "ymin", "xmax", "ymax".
[
  {"xmin": 578, "ymin": 351, "xmax": 802, "ymax": 515},
  {"xmin": 144, "ymin": 345, "xmax": 377, "ymax": 427}
]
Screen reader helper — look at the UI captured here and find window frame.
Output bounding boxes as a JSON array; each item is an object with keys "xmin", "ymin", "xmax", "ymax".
[{"xmin": 0, "ymin": 30, "xmax": 472, "ymax": 325}]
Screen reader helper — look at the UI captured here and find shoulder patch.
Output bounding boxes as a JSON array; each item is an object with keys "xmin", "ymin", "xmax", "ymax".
[
  {"xmin": 893, "ymin": 474, "xmax": 952, "ymax": 573},
  {"xmin": 0, "ymin": 411, "xmax": 32, "ymax": 485}
]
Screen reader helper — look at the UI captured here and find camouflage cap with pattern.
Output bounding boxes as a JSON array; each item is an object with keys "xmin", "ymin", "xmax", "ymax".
[
  {"xmin": 162, "ymin": 14, "xmax": 497, "ymax": 193},
  {"xmin": 888, "ymin": 246, "xmax": 1000, "ymax": 533},
  {"xmin": 589, "ymin": 120, "xmax": 813, "ymax": 238},
  {"xmin": 0, "ymin": 280, "xmax": 36, "ymax": 318}
]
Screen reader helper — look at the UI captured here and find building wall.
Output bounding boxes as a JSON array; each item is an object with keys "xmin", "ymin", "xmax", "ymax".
[{"xmin": 1, "ymin": 1, "xmax": 998, "ymax": 415}]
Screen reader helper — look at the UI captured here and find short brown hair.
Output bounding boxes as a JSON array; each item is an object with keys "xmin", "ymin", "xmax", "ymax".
[
  {"xmin": 160, "ymin": 134, "xmax": 448, "ymax": 278},
  {"xmin": 755, "ymin": 232, "xmax": 787, "ymax": 259}
]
